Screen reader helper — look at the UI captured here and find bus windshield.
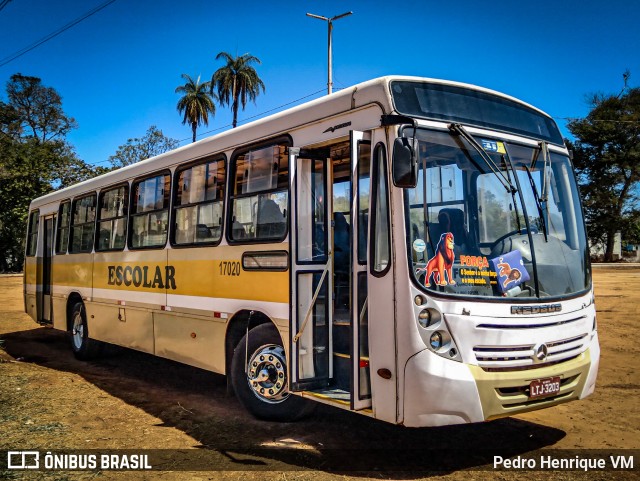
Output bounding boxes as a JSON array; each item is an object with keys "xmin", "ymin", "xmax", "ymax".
[{"xmin": 406, "ymin": 128, "xmax": 590, "ymax": 300}]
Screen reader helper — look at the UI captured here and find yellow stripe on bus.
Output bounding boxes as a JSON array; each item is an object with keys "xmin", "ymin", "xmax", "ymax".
[
  {"xmin": 24, "ymin": 260, "xmax": 37, "ymax": 285},
  {"xmin": 53, "ymin": 260, "xmax": 291, "ymax": 304}
]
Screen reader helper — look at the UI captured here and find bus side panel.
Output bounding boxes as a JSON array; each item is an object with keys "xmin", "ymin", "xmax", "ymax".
[
  {"xmin": 166, "ymin": 245, "xmax": 290, "ymax": 373},
  {"xmin": 162, "ymin": 246, "xmax": 230, "ymax": 374},
  {"xmin": 154, "ymin": 311, "xmax": 226, "ymax": 373},
  {"xmin": 367, "ymin": 130, "xmax": 399, "ymax": 423},
  {"xmin": 50, "ymin": 253, "xmax": 94, "ymax": 329},
  {"xmin": 52, "ymin": 296, "xmax": 67, "ymax": 331},
  {"xmin": 86, "ymin": 302, "xmax": 154, "ymax": 354},
  {"xmin": 51, "ymin": 254, "xmax": 70, "ymax": 331},
  {"xmin": 90, "ymin": 251, "xmax": 165, "ymax": 351},
  {"xmin": 24, "ymin": 256, "xmax": 38, "ymax": 322},
  {"xmin": 167, "ymin": 245, "xmax": 290, "ymax": 312}
]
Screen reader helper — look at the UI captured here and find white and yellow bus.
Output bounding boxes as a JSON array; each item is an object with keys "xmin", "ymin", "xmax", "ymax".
[{"xmin": 24, "ymin": 76, "xmax": 599, "ymax": 426}]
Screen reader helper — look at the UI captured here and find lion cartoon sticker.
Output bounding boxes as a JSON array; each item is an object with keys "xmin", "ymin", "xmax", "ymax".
[
  {"xmin": 418, "ymin": 232, "xmax": 456, "ymax": 287},
  {"xmin": 489, "ymin": 250, "xmax": 530, "ymax": 292}
]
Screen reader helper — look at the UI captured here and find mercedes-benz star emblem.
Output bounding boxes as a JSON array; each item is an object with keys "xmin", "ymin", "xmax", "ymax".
[{"xmin": 534, "ymin": 343, "xmax": 549, "ymax": 362}]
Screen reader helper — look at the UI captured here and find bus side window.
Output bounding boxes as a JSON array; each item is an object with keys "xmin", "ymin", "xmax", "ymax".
[
  {"xmin": 371, "ymin": 143, "xmax": 391, "ymax": 274},
  {"xmin": 96, "ymin": 184, "xmax": 128, "ymax": 252},
  {"xmin": 55, "ymin": 201, "xmax": 71, "ymax": 254},
  {"xmin": 69, "ymin": 194, "xmax": 97, "ymax": 254},
  {"xmin": 173, "ymin": 157, "xmax": 225, "ymax": 246},
  {"xmin": 26, "ymin": 210, "xmax": 39, "ymax": 257},
  {"xmin": 130, "ymin": 173, "xmax": 170, "ymax": 249},
  {"xmin": 229, "ymin": 143, "xmax": 289, "ymax": 243}
]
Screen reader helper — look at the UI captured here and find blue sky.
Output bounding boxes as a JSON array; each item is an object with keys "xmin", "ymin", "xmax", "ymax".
[{"xmin": 0, "ymin": 0, "xmax": 638, "ymax": 167}]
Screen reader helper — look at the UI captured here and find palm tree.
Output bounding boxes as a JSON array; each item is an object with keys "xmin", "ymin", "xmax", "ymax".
[
  {"xmin": 175, "ymin": 74, "xmax": 216, "ymax": 142},
  {"xmin": 211, "ymin": 52, "xmax": 265, "ymax": 128}
]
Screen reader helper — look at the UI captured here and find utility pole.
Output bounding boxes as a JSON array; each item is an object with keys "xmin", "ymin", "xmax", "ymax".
[{"xmin": 306, "ymin": 11, "xmax": 353, "ymax": 95}]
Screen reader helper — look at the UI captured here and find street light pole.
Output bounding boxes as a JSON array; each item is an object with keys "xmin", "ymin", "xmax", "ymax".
[{"xmin": 306, "ymin": 11, "xmax": 353, "ymax": 95}]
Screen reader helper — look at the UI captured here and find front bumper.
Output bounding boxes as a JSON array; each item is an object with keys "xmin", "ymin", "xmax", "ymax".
[{"xmin": 402, "ymin": 333, "xmax": 599, "ymax": 427}]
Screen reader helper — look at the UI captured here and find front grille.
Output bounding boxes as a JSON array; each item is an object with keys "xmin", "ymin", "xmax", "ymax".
[
  {"xmin": 476, "ymin": 315, "xmax": 586, "ymax": 330},
  {"xmin": 473, "ymin": 333, "xmax": 589, "ymax": 369},
  {"xmin": 501, "ymin": 391, "xmax": 575, "ymax": 409},
  {"xmin": 481, "ymin": 356, "xmax": 579, "ymax": 372}
]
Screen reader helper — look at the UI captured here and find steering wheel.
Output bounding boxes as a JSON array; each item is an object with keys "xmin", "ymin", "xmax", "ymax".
[{"xmin": 489, "ymin": 227, "xmax": 540, "ymax": 254}]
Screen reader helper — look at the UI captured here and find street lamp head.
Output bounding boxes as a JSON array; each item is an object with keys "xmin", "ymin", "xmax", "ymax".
[
  {"xmin": 307, "ymin": 11, "xmax": 353, "ymax": 22},
  {"xmin": 306, "ymin": 13, "xmax": 329, "ymax": 21},
  {"xmin": 330, "ymin": 11, "xmax": 353, "ymax": 21}
]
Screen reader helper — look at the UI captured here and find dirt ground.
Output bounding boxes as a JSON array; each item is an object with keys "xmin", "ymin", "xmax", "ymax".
[{"xmin": 0, "ymin": 268, "xmax": 638, "ymax": 481}]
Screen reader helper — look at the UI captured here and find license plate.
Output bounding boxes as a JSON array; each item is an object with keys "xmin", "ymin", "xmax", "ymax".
[{"xmin": 529, "ymin": 376, "xmax": 561, "ymax": 399}]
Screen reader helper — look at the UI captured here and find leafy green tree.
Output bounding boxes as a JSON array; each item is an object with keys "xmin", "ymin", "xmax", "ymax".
[
  {"xmin": 109, "ymin": 125, "xmax": 179, "ymax": 168},
  {"xmin": 175, "ymin": 74, "xmax": 216, "ymax": 143},
  {"xmin": 567, "ymin": 82, "xmax": 640, "ymax": 261},
  {"xmin": 211, "ymin": 52, "xmax": 265, "ymax": 128},
  {"xmin": 6, "ymin": 73, "xmax": 77, "ymax": 142},
  {"xmin": 0, "ymin": 100, "xmax": 21, "ymax": 139},
  {"xmin": 0, "ymin": 136, "xmax": 104, "ymax": 271},
  {"xmin": 0, "ymin": 75, "xmax": 103, "ymax": 272}
]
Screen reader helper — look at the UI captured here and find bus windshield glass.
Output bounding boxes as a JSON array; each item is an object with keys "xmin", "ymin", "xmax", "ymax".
[{"xmin": 406, "ymin": 128, "xmax": 590, "ymax": 300}]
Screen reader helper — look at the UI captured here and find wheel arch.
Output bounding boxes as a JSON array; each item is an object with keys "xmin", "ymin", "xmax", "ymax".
[
  {"xmin": 224, "ymin": 309, "xmax": 278, "ymax": 379},
  {"xmin": 66, "ymin": 292, "xmax": 84, "ymax": 330}
]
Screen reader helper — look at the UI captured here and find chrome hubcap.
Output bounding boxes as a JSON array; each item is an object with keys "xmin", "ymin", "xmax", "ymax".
[{"xmin": 247, "ymin": 344, "xmax": 288, "ymax": 403}]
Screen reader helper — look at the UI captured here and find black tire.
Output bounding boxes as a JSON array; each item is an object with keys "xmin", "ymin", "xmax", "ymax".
[
  {"xmin": 69, "ymin": 301, "xmax": 102, "ymax": 360},
  {"xmin": 231, "ymin": 323, "xmax": 314, "ymax": 421}
]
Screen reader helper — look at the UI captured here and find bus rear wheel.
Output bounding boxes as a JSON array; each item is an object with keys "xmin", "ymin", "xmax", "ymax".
[
  {"xmin": 69, "ymin": 301, "xmax": 102, "ymax": 360},
  {"xmin": 231, "ymin": 323, "xmax": 313, "ymax": 421}
]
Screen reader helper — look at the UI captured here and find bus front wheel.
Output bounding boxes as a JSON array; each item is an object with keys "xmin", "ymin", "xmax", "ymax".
[
  {"xmin": 231, "ymin": 323, "xmax": 313, "ymax": 421},
  {"xmin": 69, "ymin": 301, "xmax": 102, "ymax": 360}
]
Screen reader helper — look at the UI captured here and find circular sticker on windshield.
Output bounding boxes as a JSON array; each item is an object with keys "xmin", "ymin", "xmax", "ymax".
[{"xmin": 413, "ymin": 239, "xmax": 426, "ymax": 253}]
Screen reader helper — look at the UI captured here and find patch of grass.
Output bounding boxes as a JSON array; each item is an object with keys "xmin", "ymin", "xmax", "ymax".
[
  {"xmin": 0, "ymin": 470, "xmax": 20, "ymax": 479},
  {"xmin": 28, "ymin": 421, "xmax": 65, "ymax": 433}
]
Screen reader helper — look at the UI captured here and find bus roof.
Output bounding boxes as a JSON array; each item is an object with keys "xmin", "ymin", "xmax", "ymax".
[{"xmin": 29, "ymin": 75, "xmax": 554, "ymax": 209}]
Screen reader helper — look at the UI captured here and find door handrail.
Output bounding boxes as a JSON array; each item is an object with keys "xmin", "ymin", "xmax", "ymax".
[{"xmin": 293, "ymin": 251, "xmax": 331, "ymax": 343}]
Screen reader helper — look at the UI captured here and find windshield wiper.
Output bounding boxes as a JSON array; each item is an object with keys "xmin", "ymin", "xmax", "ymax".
[
  {"xmin": 531, "ymin": 141, "xmax": 550, "ymax": 202},
  {"xmin": 524, "ymin": 165, "xmax": 549, "ymax": 242},
  {"xmin": 449, "ymin": 123, "xmax": 517, "ymax": 195}
]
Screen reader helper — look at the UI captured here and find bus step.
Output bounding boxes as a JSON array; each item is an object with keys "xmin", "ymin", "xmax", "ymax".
[{"xmin": 303, "ymin": 388, "xmax": 350, "ymax": 406}]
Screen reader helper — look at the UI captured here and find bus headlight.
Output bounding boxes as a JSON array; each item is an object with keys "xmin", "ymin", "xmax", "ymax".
[
  {"xmin": 418, "ymin": 309, "xmax": 431, "ymax": 327},
  {"xmin": 429, "ymin": 332, "xmax": 443, "ymax": 350},
  {"xmin": 418, "ymin": 307, "xmax": 441, "ymax": 328},
  {"xmin": 411, "ymin": 294, "xmax": 461, "ymax": 361}
]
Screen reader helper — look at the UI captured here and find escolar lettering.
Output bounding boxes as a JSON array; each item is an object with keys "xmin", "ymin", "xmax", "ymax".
[{"xmin": 108, "ymin": 265, "xmax": 177, "ymax": 290}]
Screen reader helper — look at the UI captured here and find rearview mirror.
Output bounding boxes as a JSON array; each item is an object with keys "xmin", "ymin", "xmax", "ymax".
[{"xmin": 392, "ymin": 137, "xmax": 418, "ymax": 188}]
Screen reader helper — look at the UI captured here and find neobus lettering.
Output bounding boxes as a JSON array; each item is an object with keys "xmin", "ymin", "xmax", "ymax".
[{"xmin": 107, "ymin": 265, "xmax": 176, "ymax": 290}]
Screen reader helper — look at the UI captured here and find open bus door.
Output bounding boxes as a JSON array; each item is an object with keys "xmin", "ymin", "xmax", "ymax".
[
  {"xmin": 289, "ymin": 133, "xmax": 373, "ymax": 411},
  {"xmin": 350, "ymin": 131, "xmax": 373, "ymax": 410},
  {"xmin": 289, "ymin": 147, "xmax": 332, "ymax": 391}
]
